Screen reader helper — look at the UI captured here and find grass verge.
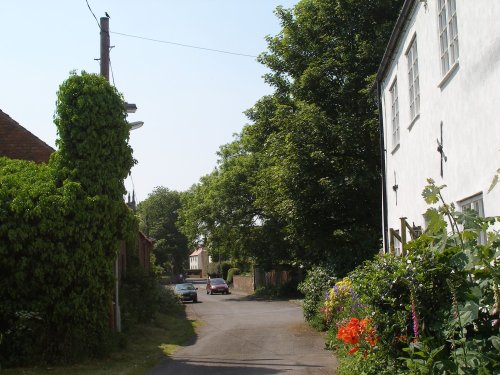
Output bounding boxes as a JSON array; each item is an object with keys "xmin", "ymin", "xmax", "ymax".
[{"xmin": 1, "ymin": 306, "xmax": 199, "ymax": 375}]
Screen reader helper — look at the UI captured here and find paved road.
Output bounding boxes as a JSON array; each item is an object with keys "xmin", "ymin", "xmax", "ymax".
[{"xmin": 146, "ymin": 281, "xmax": 337, "ymax": 374}]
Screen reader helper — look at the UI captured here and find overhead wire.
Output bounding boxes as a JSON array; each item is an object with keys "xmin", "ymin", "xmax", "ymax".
[
  {"xmin": 110, "ymin": 31, "xmax": 258, "ymax": 58},
  {"xmin": 85, "ymin": 0, "xmax": 101, "ymax": 30}
]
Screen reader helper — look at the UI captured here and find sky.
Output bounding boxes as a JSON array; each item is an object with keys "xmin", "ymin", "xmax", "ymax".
[{"xmin": 0, "ymin": 0, "xmax": 299, "ymax": 203}]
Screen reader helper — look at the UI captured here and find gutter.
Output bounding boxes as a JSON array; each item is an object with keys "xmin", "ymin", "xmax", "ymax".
[
  {"xmin": 377, "ymin": 80, "xmax": 389, "ymax": 254},
  {"xmin": 375, "ymin": 0, "xmax": 418, "ymax": 83}
]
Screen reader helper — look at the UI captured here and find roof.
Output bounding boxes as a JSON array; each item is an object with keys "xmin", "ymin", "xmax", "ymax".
[
  {"xmin": 190, "ymin": 248, "xmax": 204, "ymax": 257},
  {"xmin": 0, "ymin": 109, "xmax": 54, "ymax": 163},
  {"xmin": 138, "ymin": 231, "xmax": 154, "ymax": 244},
  {"xmin": 376, "ymin": 0, "xmax": 417, "ymax": 83}
]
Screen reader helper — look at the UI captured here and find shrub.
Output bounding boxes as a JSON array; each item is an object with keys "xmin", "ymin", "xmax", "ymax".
[
  {"xmin": 0, "ymin": 72, "xmax": 136, "ymax": 366},
  {"xmin": 331, "ymin": 180, "xmax": 500, "ymax": 375},
  {"xmin": 207, "ymin": 262, "xmax": 220, "ymax": 277},
  {"xmin": 226, "ymin": 268, "xmax": 241, "ymax": 284},
  {"xmin": 221, "ymin": 262, "xmax": 233, "ymax": 280},
  {"xmin": 297, "ymin": 265, "xmax": 337, "ymax": 324}
]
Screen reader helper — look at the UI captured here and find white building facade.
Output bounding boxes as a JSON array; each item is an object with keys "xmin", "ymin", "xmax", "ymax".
[
  {"xmin": 189, "ymin": 247, "xmax": 209, "ymax": 276},
  {"xmin": 377, "ymin": 0, "xmax": 500, "ymax": 253}
]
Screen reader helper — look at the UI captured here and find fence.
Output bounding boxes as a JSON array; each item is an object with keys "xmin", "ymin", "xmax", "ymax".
[{"xmin": 389, "ymin": 217, "xmax": 422, "ymax": 256}]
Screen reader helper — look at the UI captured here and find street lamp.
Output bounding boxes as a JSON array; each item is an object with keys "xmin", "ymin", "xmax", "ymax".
[{"xmin": 128, "ymin": 121, "xmax": 144, "ymax": 130}]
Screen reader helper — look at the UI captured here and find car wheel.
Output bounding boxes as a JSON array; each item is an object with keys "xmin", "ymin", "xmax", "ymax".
[
  {"xmin": 210, "ymin": 290, "xmax": 213, "ymax": 295},
  {"xmin": 193, "ymin": 297, "xmax": 198, "ymax": 303}
]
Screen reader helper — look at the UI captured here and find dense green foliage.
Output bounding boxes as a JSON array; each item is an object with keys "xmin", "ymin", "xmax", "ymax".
[
  {"xmin": 304, "ymin": 182, "xmax": 500, "ymax": 374},
  {"xmin": 53, "ymin": 71, "xmax": 135, "ymax": 198},
  {"xmin": 136, "ymin": 187, "xmax": 189, "ymax": 276},
  {"xmin": 0, "ymin": 72, "xmax": 136, "ymax": 365},
  {"xmin": 179, "ymin": 0, "xmax": 404, "ymax": 275},
  {"xmin": 297, "ymin": 265, "xmax": 337, "ymax": 328},
  {"xmin": 226, "ymin": 268, "xmax": 241, "ymax": 285}
]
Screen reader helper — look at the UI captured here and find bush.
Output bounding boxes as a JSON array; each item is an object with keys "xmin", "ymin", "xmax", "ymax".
[
  {"xmin": 226, "ymin": 268, "xmax": 241, "ymax": 284},
  {"xmin": 322, "ymin": 181, "xmax": 500, "ymax": 375},
  {"xmin": 221, "ymin": 262, "xmax": 233, "ymax": 280},
  {"xmin": 0, "ymin": 72, "xmax": 136, "ymax": 366},
  {"xmin": 297, "ymin": 265, "xmax": 337, "ymax": 324},
  {"xmin": 207, "ymin": 262, "xmax": 220, "ymax": 277}
]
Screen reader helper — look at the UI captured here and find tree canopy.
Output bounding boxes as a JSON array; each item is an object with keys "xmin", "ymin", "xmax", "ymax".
[
  {"xmin": 137, "ymin": 187, "xmax": 189, "ymax": 275},
  {"xmin": 179, "ymin": 0, "xmax": 404, "ymax": 275}
]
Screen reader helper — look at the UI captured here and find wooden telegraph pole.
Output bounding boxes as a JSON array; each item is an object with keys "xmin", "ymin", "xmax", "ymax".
[
  {"xmin": 100, "ymin": 15, "xmax": 121, "ymax": 332},
  {"xmin": 100, "ymin": 16, "xmax": 110, "ymax": 81}
]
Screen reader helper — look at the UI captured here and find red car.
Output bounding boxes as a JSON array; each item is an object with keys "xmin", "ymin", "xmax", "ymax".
[{"xmin": 206, "ymin": 278, "xmax": 230, "ymax": 295}]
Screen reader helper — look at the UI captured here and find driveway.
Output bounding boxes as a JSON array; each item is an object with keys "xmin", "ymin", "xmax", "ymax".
[{"xmin": 146, "ymin": 281, "xmax": 337, "ymax": 374}]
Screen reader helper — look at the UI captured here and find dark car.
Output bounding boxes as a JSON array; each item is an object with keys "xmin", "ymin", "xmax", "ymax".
[
  {"xmin": 206, "ymin": 278, "xmax": 230, "ymax": 295},
  {"xmin": 174, "ymin": 283, "xmax": 198, "ymax": 303}
]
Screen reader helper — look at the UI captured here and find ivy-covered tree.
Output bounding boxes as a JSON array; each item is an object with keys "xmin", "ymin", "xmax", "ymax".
[
  {"xmin": 0, "ymin": 71, "xmax": 135, "ymax": 365},
  {"xmin": 53, "ymin": 71, "xmax": 135, "ymax": 198}
]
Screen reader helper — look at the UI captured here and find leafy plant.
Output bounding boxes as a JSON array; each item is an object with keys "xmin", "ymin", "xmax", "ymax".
[
  {"xmin": 297, "ymin": 265, "xmax": 337, "ymax": 324},
  {"xmin": 0, "ymin": 72, "xmax": 137, "ymax": 365}
]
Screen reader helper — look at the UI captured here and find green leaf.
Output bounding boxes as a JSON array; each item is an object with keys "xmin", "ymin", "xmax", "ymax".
[
  {"xmin": 487, "ymin": 169, "xmax": 499, "ymax": 193},
  {"xmin": 490, "ymin": 335, "xmax": 500, "ymax": 351}
]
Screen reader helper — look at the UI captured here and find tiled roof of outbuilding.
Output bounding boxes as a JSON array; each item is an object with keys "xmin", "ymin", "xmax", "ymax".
[{"xmin": 0, "ymin": 109, "xmax": 54, "ymax": 163}]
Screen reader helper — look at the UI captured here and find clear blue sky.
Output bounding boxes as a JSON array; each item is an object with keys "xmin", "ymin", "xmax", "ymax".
[{"xmin": 0, "ymin": 0, "xmax": 299, "ymax": 202}]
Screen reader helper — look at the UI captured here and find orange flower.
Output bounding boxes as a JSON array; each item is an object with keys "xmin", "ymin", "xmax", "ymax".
[{"xmin": 337, "ymin": 317, "xmax": 379, "ymax": 355}]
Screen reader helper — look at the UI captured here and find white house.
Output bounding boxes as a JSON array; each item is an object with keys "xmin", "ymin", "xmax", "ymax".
[
  {"xmin": 189, "ymin": 246, "xmax": 209, "ymax": 276},
  {"xmin": 376, "ymin": 0, "xmax": 500, "ymax": 254}
]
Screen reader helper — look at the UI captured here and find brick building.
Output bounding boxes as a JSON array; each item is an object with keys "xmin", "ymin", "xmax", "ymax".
[{"xmin": 0, "ymin": 109, "xmax": 54, "ymax": 162}]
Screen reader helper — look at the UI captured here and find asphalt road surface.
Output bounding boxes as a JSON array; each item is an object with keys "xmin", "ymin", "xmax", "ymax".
[{"xmin": 146, "ymin": 280, "xmax": 337, "ymax": 375}]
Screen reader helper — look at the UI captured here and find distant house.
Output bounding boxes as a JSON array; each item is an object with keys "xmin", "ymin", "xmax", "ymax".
[
  {"xmin": 0, "ymin": 109, "xmax": 54, "ymax": 163},
  {"xmin": 189, "ymin": 246, "xmax": 209, "ymax": 277},
  {"xmin": 376, "ymin": 0, "xmax": 500, "ymax": 254}
]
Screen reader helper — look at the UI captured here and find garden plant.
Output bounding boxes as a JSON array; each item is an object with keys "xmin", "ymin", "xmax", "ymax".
[{"xmin": 303, "ymin": 180, "xmax": 499, "ymax": 374}]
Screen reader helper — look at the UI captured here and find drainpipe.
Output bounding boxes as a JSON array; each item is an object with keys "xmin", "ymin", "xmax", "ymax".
[
  {"xmin": 115, "ymin": 256, "xmax": 121, "ymax": 332},
  {"xmin": 377, "ymin": 79, "xmax": 389, "ymax": 254}
]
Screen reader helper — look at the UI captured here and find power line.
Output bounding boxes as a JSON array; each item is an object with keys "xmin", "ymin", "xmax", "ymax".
[
  {"xmin": 109, "ymin": 46, "xmax": 116, "ymax": 86},
  {"xmin": 110, "ymin": 31, "xmax": 258, "ymax": 58},
  {"xmin": 85, "ymin": 0, "xmax": 101, "ymax": 30}
]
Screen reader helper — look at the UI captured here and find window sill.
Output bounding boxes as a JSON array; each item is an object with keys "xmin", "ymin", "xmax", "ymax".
[
  {"xmin": 438, "ymin": 61, "xmax": 459, "ymax": 89},
  {"xmin": 391, "ymin": 143, "xmax": 400, "ymax": 155},
  {"xmin": 408, "ymin": 113, "xmax": 420, "ymax": 131}
]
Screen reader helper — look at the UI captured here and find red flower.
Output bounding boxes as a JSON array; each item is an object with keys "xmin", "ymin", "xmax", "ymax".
[{"xmin": 336, "ymin": 317, "xmax": 379, "ymax": 355}]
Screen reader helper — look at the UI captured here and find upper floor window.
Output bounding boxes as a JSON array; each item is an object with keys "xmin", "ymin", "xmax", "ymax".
[
  {"xmin": 438, "ymin": 0, "xmax": 459, "ymax": 76},
  {"xmin": 459, "ymin": 193, "xmax": 486, "ymax": 244},
  {"xmin": 390, "ymin": 79, "xmax": 400, "ymax": 148},
  {"xmin": 406, "ymin": 37, "xmax": 420, "ymax": 121}
]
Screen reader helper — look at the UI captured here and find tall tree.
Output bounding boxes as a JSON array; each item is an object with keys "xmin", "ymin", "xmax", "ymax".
[
  {"xmin": 137, "ymin": 187, "xmax": 189, "ymax": 275},
  {"xmin": 250, "ymin": 0, "xmax": 404, "ymax": 272},
  {"xmin": 179, "ymin": 0, "xmax": 404, "ymax": 274}
]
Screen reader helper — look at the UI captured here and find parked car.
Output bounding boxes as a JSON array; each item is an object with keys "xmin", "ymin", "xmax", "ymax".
[
  {"xmin": 206, "ymin": 278, "xmax": 230, "ymax": 295},
  {"xmin": 174, "ymin": 283, "xmax": 198, "ymax": 303}
]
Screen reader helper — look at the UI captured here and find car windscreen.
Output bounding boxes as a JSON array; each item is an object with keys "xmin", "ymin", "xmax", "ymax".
[
  {"xmin": 210, "ymin": 279, "xmax": 225, "ymax": 285},
  {"xmin": 176, "ymin": 284, "xmax": 195, "ymax": 291}
]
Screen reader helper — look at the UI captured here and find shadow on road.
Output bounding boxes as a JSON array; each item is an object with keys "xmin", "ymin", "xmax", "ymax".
[{"xmin": 146, "ymin": 355, "xmax": 327, "ymax": 375}]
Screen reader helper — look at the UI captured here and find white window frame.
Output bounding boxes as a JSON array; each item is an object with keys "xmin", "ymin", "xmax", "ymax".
[
  {"xmin": 459, "ymin": 193, "xmax": 486, "ymax": 244},
  {"xmin": 438, "ymin": 0, "xmax": 459, "ymax": 76},
  {"xmin": 406, "ymin": 36, "xmax": 420, "ymax": 122},
  {"xmin": 390, "ymin": 79, "xmax": 400, "ymax": 149}
]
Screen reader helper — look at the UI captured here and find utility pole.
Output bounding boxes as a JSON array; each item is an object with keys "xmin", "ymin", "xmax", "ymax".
[
  {"xmin": 100, "ymin": 16, "xmax": 110, "ymax": 81},
  {"xmin": 100, "ymin": 15, "xmax": 120, "ymax": 332}
]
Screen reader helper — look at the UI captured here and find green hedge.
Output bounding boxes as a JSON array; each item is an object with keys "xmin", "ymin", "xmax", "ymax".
[
  {"xmin": 0, "ymin": 72, "xmax": 136, "ymax": 366},
  {"xmin": 226, "ymin": 268, "xmax": 241, "ymax": 285}
]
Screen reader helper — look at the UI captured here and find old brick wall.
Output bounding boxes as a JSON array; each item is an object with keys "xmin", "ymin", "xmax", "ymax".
[{"xmin": 233, "ymin": 275, "xmax": 254, "ymax": 294}]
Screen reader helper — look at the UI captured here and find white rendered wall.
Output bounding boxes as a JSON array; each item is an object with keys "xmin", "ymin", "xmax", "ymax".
[{"xmin": 381, "ymin": 0, "xmax": 500, "ymax": 240}]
